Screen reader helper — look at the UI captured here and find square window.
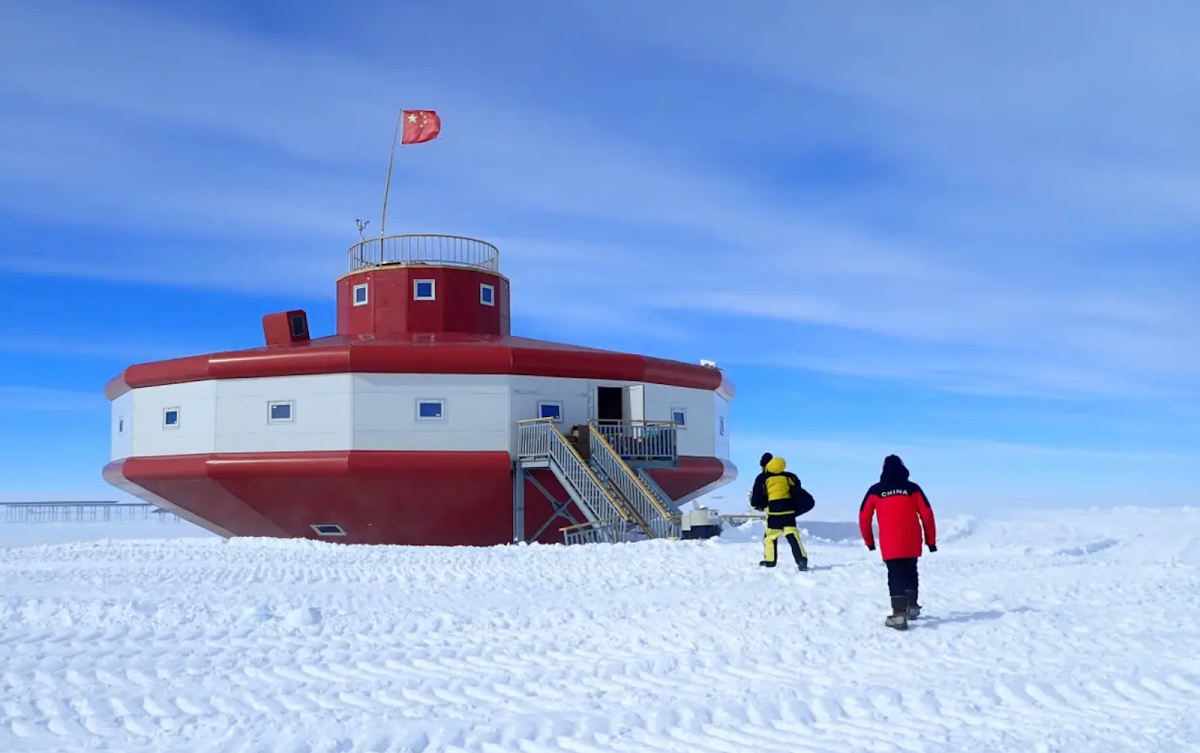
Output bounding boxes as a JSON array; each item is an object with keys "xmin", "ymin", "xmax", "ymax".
[
  {"xmin": 416, "ymin": 398, "xmax": 445, "ymax": 420},
  {"xmin": 311, "ymin": 524, "xmax": 345, "ymax": 536},
  {"xmin": 268, "ymin": 400, "xmax": 294, "ymax": 423},
  {"xmin": 163, "ymin": 407, "xmax": 181, "ymax": 429},
  {"xmin": 671, "ymin": 408, "xmax": 687, "ymax": 427},
  {"xmin": 353, "ymin": 283, "xmax": 369, "ymax": 306},
  {"xmin": 538, "ymin": 401, "xmax": 563, "ymax": 422},
  {"xmin": 413, "ymin": 279, "xmax": 436, "ymax": 300},
  {"xmin": 480, "ymin": 283, "xmax": 495, "ymax": 306},
  {"xmin": 288, "ymin": 313, "xmax": 308, "ymax": 338}
]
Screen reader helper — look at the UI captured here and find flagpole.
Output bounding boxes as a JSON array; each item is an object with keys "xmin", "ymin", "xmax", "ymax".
[{"xmin": 379, "ymin": 107, "xmax": 404, "ymax": 240}]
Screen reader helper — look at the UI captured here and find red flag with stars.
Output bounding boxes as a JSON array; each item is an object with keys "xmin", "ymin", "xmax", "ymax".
[{"xmin": 401, "ymin": 110, "xmax": 441, "ymax": 145}]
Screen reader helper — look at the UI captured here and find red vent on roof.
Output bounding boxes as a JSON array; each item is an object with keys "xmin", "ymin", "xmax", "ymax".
[{"xmin": 263, "ymin": 310, "xmax": 310, "ymax": 347}]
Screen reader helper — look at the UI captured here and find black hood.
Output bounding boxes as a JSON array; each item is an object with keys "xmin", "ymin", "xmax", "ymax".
[
  {"xmin": 880, "ymin": 454, "xmax": 910, "ymax": 485},
  {"xmin": 759, "ymin": 452, "xmax": 773, "ymax": 469}
]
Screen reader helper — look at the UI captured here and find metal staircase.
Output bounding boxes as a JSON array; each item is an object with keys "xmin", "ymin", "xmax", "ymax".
[
  {"xmin": 587, "ymin": 426, "xmax": 681, "ymax": 540},
  {"xmin": 559, "ymin": 517, "xmax": 629, "ymax": 546},
  {"xmin": 515, "ymin": 419, "xmax": 630, "ymax": 543},
  {"xmin": 515, "ymin": 419, "xmax": 682, "ymax": 544}
]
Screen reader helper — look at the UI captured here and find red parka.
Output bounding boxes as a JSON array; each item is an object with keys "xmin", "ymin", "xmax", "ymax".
[{"xmin": 858, "ymin": 456, "xmax": 937, "ymax": 561}]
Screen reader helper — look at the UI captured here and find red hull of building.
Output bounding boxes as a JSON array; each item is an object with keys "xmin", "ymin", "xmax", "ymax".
[{"xmin": 103, "ymin": 452, "xmax": 733, "ymax": 546}]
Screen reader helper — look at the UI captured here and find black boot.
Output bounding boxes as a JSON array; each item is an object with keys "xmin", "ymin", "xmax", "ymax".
[
  {"xmin": 885, "ymin": 595, "xmax": 909, "ymax": 630},
  {"xmin": 906, "ymin": 589, "xmax": 922, "ymax": 619},
  {"xmin": 796, "ymin": 557, "xmax": 808, "ymax": 572},
  {"xmin": 759, "ymin": 560, "xmax": 776, "ymax": 568}
]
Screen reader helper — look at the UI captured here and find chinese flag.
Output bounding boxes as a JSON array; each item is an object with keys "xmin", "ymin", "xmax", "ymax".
[{"xmin": 401, "ymin": 110, "xmax": 441, "ymax": 145}]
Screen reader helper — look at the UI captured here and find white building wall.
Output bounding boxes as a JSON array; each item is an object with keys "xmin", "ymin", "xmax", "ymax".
[
  {"xmin": 111, "ymin": 391, "xmax": 134, "ymax": 461},
  {"xmin": 352, "ymin": 374, "xmax": 510, "ymax": 452},
  {"xmin": 117, "ymin": 373, "xmax": 727, "ymax": 459},
  {"xmin": 510, "ymin": 376, "xmax": 590, "ymax": 455},
  {"xmin": 713, "ymin": 392, "xmax": 731, "ymax": 461},
  {"xmin": 510, "ymin": 374, "xmax": 589, "ymax": 421},
  {"xmin": 215, "ymin": 374, "xmax": 353, "ymax": 453},
  {"xmin": 130, "ymin": 381, "xmax": 218, "ymax": 457},
  {"xmin": 643, "ymin": 383, "xmax": 717, "ymax": 458}
]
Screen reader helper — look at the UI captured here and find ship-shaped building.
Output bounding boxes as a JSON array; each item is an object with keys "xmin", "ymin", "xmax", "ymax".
[{"xmin": 103, "ymin": 234, "xmax": 736, "ymax": 545}]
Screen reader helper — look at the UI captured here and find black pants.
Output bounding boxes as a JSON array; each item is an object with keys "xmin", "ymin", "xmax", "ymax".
[{"xmin": 885, "ymin": 557, "xmax": 919, "ymax": 601}]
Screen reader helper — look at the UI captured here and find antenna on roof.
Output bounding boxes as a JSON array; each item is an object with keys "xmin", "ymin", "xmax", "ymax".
[{"xmin": 355, "ymin": 219, "xmax": 369, "ymax": 240}]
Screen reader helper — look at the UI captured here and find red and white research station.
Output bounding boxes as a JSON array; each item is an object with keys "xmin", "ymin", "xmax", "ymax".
[{"xmin": 103, "ymin": 234, "xmax": 736, "ymax": 546}]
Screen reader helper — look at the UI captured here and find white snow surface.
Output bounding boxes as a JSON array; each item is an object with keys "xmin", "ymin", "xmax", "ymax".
[{"xmin": 2, "ymin": 508, "xmax": 1200, "ymax": 752}]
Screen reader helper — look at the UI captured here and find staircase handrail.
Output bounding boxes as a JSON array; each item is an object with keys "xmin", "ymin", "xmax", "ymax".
[
  {"xmin": 634, "ymin": 469, "xmax": 683, "ymax": 517},
  {"xmin": 560, "ymin": 517, "xmax": 628, "ymax": 545},
  {"xmin": 588, "ymin": 427, "xmax": 676, "ymax": 520},
  {"xmin": 588, "ymin": 426, "xmax": 680, "ymax": 539},
  {"xmin": 591, "ymin": 460, "xmax": 657, "ymax": 538},
  {"xmin": 516, "ymin": 419, "xmax": 630, "ymax": 526}
]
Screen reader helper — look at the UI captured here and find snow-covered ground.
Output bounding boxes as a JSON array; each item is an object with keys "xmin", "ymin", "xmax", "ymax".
[{"xmin": 2, "ymin": 509, "xmax": 1199, "ymax": 752}]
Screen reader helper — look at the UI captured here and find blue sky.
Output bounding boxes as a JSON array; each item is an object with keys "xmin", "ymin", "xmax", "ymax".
[{"xmin": 1, "ymin": 0, "xmax": 1197, "ymax": 517}]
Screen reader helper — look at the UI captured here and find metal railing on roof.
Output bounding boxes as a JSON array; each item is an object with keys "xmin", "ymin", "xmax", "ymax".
[{"xmin": 348, "ymin": 234, "xmax": 500, "ymax": 273}]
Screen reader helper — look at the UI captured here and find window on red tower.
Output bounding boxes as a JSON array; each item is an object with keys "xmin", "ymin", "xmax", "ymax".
[{"xmin": 413, "ymin": 280, "xmax": 435, "ymax": 300}]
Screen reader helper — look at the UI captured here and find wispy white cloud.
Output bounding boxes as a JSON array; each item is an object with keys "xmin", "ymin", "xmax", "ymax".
[
  {"xmin": 0, "ymin": 0, "xmax": 1196, "ymax": 402},
  {"xmin": 0, "ymin": 336, "xmax": 218, "ymax": 363},
  {"xmin": 0, "ymin": 386, "xmax": 106, "ymax": 412},
  {"xmin": 737, "ymin": 433, "xmax": 1193, "ymax": 466},
  {"xmin": 720, "ymin": 343, "xmax": 1195, "ymax": 401},
  {"xmin": 723, "ymin": 431, "xmax": 1193, "ymax": 515}
]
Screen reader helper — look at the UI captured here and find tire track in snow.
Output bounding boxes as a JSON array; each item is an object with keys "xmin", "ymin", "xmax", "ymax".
[
  {"xmin": 6, "ymin": 629, "xmax": 1197, "ymax": 752},
  {"xmin": 3, "ymin": 516, "xmax": 1200, "ymax": 751}
]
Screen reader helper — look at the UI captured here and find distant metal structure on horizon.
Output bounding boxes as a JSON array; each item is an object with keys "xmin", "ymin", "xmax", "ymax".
[{"xmin": 1, "ymin": 501, "xmax": 182, "ymax": 524}]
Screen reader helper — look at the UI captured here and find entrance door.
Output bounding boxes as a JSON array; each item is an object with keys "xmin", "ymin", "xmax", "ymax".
[
  {"xmin": 596, "ymin": 386, "xmax": 623, "ymax": 422},
  {"xmin": 624, "ymin": 385, "xmax": 645, "ymax": 423}
]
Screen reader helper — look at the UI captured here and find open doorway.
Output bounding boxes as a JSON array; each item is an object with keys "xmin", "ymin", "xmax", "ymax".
[{"xmin": 596, "ymin": 386, "xmax": 623, "ymax": 422}]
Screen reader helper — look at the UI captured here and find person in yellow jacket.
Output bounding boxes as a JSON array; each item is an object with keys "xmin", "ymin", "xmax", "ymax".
[{"xmin": 749, "ymin": 456, "xmax": 815, "ymax": 571}]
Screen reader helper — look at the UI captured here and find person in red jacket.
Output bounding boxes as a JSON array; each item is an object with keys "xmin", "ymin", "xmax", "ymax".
[{"xmin": 858, "ymin": 455, "xmax": 937, "ymax": 630}]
